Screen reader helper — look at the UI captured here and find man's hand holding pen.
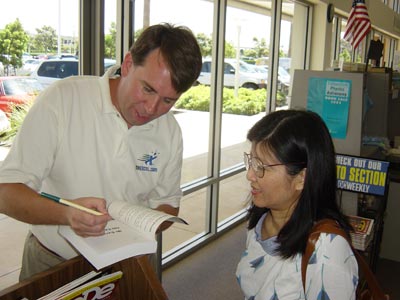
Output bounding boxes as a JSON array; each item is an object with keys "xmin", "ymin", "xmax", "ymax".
[
  {"xmin": 40, "ymin": 192, "xmax": 112, "ymax": 237},
  {"xmin": 65, "ymin": 197, "xmax": 112, "ymax": 238}
]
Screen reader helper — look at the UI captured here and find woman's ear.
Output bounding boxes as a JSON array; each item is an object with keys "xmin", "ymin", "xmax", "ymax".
[
  {"xmin": 294, "ymin": 168, "xmax": 306, "ymax": 191},
  {"xmin": 120, "ymin": 52, "xmax": 133, "ymax": 76}
]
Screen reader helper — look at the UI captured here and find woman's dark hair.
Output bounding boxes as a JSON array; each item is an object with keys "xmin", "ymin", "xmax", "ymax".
[
  {"xmin": 246, "ymin": 109, "xmax": 352, "ymax": 258},
  {"xmin": 129, "ymin": 23, "xmax": 202, "ymax": 93}
]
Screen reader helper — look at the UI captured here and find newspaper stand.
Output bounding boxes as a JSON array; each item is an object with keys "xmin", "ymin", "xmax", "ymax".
[
  {"xmin": 336, "ymin": 153, "xmax": 390, "ymax": 272},
  {"xmin": 0, "ymin": 254, "xmax": 168, "ymax": 300}
]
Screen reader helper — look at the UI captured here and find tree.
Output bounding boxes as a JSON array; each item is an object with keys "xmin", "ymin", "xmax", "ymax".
[
  {"xmin": 105, "ymin": 22, "xmax": 117, "ymax": 59},
  {"xmin": 33, "ymin": 25, "xmax": 57, "ymax": 54},
  {"xmin": 196, "ymin": 33, "xmax": 212, "ymax": 57},
  {"xmin": 242, "ymin": 48, "xmax": 257, "ymax": 59},
  {"xmin": 195, "ymin": 33, "xmax": 236, "ymax": 58},
  {"xmin": 251, "ymin": 37, "xmax": 269, "ymax": 58},
  {"xmin": 224, "ymin": 41, "xmax": 236, "ymax": 58},
  {"xmin": 0, "ymin": 19, "xmax": 29, "ymax": 75}
]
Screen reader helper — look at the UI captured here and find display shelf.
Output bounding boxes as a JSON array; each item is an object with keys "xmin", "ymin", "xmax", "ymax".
[
  {"xmin": 357, "ymin": 193, "xmax": 387, "ymax": 272},
  {"xmin": 290, "ymin": 70, "xmax": 393, "ymax": 270}
]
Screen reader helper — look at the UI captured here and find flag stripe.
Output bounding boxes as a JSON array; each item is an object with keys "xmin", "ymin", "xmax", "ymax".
[{"xmin": 343, "ymin": 0, "xmax": 371, "ymax": 49}]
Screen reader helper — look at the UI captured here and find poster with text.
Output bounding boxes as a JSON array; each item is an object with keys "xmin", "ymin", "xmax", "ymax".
[
  {"xmin": 336, "ymin": 154, "xmax": 389, "ymax": 196},
  {"xmin": 307, "ymin": 77, "xmax": 351, "ymax": 139}
]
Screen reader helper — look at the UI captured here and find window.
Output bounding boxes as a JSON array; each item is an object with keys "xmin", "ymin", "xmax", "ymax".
[
  {"xmin": 129, "ymin": 0, "xmax": 311, "ymax": 265},
  {"xmin": 0, "ymin": 0, "xmax": 312, "ymax": 274}
]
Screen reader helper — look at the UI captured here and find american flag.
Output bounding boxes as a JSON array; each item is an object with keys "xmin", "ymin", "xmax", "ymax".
[{"xmin": 343, "ymin": 0, "xmax": 371, "ymax": 49}]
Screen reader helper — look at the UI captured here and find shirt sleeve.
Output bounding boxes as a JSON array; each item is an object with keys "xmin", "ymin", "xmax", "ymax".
[
  {"xmin": 305, "ymin": 233, "xmax": 358, "ymax": 300},
  {"xmin": 0, "ymin": 86, "xmax": 62, "ymax": 191}
]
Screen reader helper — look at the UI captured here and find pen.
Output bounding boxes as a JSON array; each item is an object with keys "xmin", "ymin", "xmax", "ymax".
[{"xmin": 40, "ymin": 192, "xmax": 104, "ymax": 216}]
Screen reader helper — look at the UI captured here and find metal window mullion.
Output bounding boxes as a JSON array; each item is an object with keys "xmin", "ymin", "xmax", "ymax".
[
  {"xmin": 388, "ymin": 38, "xmax": 397, "ymax": 68},
  {"xmin": 94, "ymin": 1, "xmax": 104, "ymax": 75},
  {"xmin": 205, "ymin": 0, "xmax": 227, "ymax": 236},
  {"xmin": 332, "ymin": 16, "xmax": 341, "ymax": 62},
  {"xmin": 115, "ymin": 0, "xmax": 133, "ymax": 64},
  {"xmin": 267, "ymin": 0, "xmax": 282, "ymax": 113},
  {"xmin": 304, "ymin": 5, "xmax": 312, "ymax": 70},
  {"xmin": 79, "ymin": 0, "xmax": 104, "ymax": 75},
  {"xmin": 126, "ymin": 0, "xmax": 134, "ymax": 60}
]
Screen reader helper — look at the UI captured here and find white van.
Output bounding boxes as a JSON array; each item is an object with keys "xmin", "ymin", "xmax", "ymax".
[{"xmin": 197, "ymin": 58, "xmax": 267, "ymax": 90}]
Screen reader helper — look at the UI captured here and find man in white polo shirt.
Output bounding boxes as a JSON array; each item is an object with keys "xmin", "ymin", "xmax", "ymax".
[{"xmin": 0, "ymin": 23, "xmax": 202, "ymax": 280}]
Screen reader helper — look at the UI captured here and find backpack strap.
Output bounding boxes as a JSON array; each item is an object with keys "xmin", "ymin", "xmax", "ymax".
[
  {"xmin": 301, "ymin": 219, "xmax": 348, "ymax": 291},
  {"xmin": 301, "ymin": 219, "xmax": 388, "ymax": 300}
]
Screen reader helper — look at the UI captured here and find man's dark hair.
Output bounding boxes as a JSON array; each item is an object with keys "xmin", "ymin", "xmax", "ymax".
[{"xmin": 130, "ymin": 23, "xmax": 202, "ymax": 93}]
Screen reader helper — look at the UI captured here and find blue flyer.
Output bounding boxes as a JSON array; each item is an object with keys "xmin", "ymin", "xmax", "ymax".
[{"xmin": 307, "ymin": 77, "xmax": 351, "ymax": 139}]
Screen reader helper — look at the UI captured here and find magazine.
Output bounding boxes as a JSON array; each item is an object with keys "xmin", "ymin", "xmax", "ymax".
[
  {"xmin": 347, "ymin": 215, "xmax": 375, "ymax": 251},
  {"xmin": 38, "ymin": 270, "xmax": 122, "ymax": 300}
]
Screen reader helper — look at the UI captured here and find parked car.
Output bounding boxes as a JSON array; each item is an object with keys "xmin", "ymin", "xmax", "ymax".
[
  {"xmin": 254, "ymin": 65, "xmax": 291, "ymax": 94},
  {"xmin": 279, "ymin": 57, "xmax": 291, "ymax": 72},
  {"xmin": 31, "ymin": 58, "xmax": 117, "ymax": 88},
  {"xmin": 255, "ymin": 57, "xmax": 291, "ymax": 72},
  {"xmin": 22, "ymin": 53, "xmax": 33, "ymax": 63},
  {"xmin": 0, "ymin": 76, "xmax": 43, "ymax": 115},
  {"xmin": 277, "ymin": 66, "xmax": 291, "ymax": 90},
  {"xmin": 30, "ymin": 58, "xmax": 79, "ymax": 88},
  {"xmin": 104, "ymin": 58, "xmax": 116, "ymax": 71},
  {"xmin": 196, "ymin": 58, "xmax": 267, "ymax": 90},
  {"xmin": 16, "ymin": 59, "xmax": 43, "ymax": 76}
]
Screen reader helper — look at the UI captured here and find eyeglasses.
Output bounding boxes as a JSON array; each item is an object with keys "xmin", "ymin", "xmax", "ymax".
[{"xmin": 244, "ymin": 152, "xmax": 305, "ymax": 178}]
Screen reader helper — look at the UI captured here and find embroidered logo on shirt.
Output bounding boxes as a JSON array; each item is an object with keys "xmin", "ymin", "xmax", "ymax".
[{"xmin": 136, "ymin": 151, "xmax": 159, "ymax": 172}]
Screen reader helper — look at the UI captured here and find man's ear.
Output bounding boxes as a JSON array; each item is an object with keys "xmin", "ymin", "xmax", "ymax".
[
  {"xmin": 295, "ymin": 168, "xmax": 306, "ymax": 191},
  {"xmin": 120, "ymin": 52, "xmax": 133, "ymax": 76}
]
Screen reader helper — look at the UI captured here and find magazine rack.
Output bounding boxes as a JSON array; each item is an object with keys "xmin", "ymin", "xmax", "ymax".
[
  {"xmin": 336, "ymin": 153, "xmax": 390, "ymax": 272},
  {"xmin": 0, "ymin": 254, "xmax": 168, "ymax": 300}
]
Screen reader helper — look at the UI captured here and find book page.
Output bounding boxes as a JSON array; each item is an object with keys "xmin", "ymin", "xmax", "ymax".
[
  {"xmin": 59, "ymin": 220, "xmax": 157, "ymax": 270},
  {"xmin": 108, "ymin": 201, "xmax": 187, "ymax": 236}
]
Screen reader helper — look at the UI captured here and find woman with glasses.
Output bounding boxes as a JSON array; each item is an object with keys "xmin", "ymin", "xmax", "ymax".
[{"xmin": 236, "ymin": 109, "xmax": 357, "ymax": 299}]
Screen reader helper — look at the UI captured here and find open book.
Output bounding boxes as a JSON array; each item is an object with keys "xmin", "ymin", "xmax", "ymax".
[{"xmin": 59, "ymin": 201, "xmax": 187, "ymax": 270}]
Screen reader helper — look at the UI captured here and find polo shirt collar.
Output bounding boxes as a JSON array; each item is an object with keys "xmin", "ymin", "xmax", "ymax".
[
  {"xmin": 100, "ymin": 65, "xmax": 159, "ymax": 130},
  {"xmin": 100, "ymin": 65, "xmax": 120, "ymax": 115}
]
